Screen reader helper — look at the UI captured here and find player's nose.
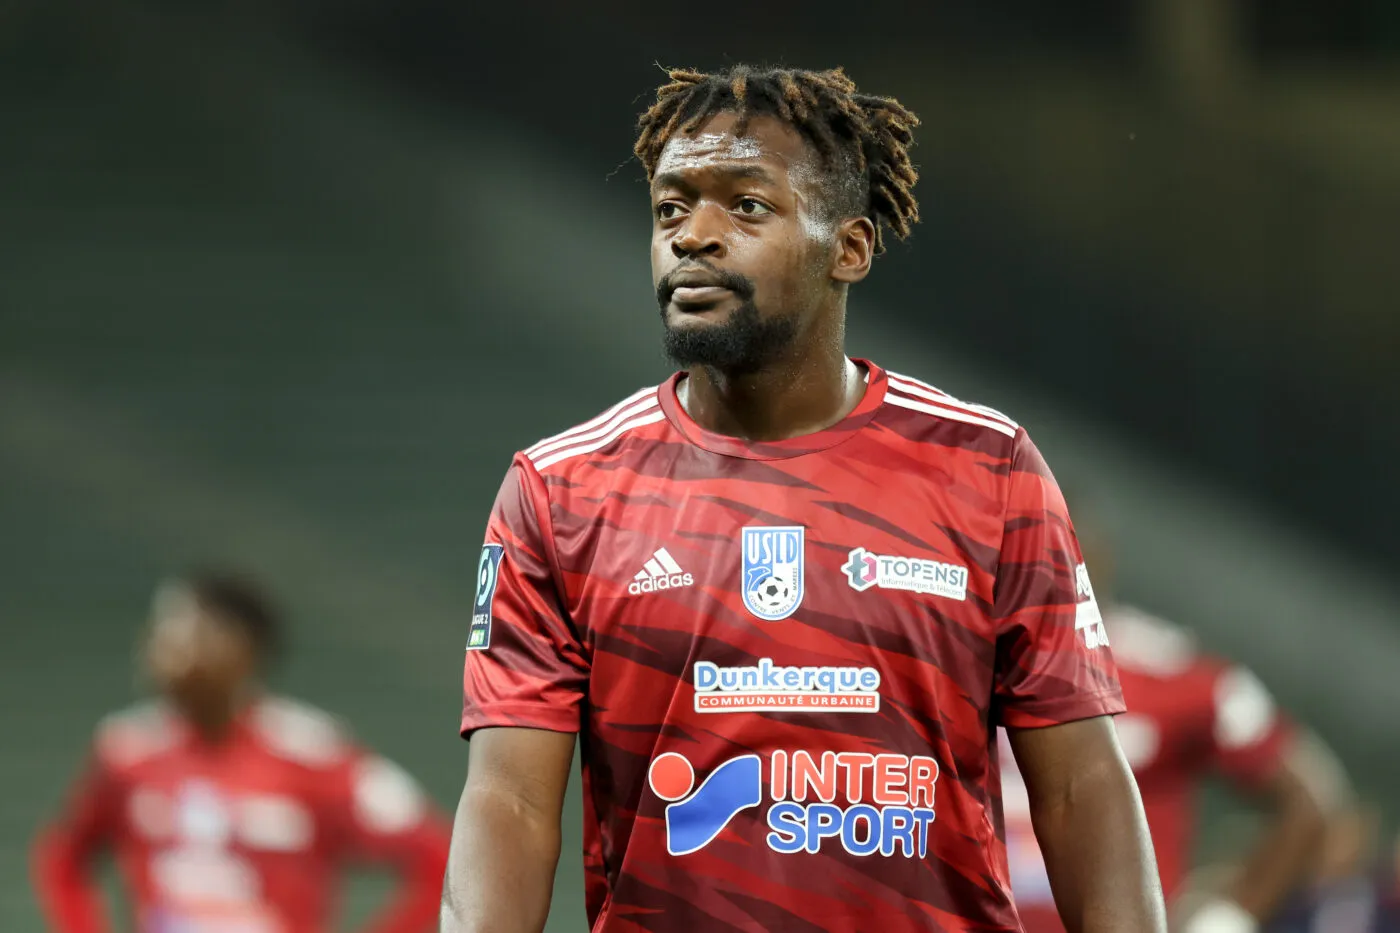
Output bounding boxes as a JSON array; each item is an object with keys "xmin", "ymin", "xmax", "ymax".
[{"xmin": 671, "ymin": 202, "xmax": 727, "ymax": 259}]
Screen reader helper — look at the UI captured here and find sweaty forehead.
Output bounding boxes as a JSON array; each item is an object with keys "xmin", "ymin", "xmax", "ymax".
[
  {"xmin": 653, "ymin": 113, "xmax": 819, "ymax": 187},
  {"xmin": 664, "ymin": 132, "xmax": 763, "ymax": 163}
]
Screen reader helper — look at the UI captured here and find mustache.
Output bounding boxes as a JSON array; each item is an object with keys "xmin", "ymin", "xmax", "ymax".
[{"xmin": 656, "ymin": 264, "xmax": 756, "ymax": 308}]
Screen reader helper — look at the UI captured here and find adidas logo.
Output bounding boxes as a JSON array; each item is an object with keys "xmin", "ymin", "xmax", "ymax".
[{"xmin": 629, "ymin": 548, "xmax": 694, "ymax": 595}]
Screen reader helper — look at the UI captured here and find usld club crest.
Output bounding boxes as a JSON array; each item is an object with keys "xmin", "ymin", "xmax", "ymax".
[{"xmin": 741, "ymin": 526, "xmax": 804, "ymax": 621}]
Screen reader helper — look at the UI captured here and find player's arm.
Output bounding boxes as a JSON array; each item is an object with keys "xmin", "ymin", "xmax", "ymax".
[
  {"xmin": 328, "ymin": 750, "xmax": 452, "ymax": 933},
  {"xmin": 441, "ymin": 728, "xmax": 575, "ymax": 933},
  {"xmin": 1008, "ymin": 717, "xmax": 1166, "ymax": 933},
  {"xmin": 31, "ymin": 756, "xmax": 118, "ymax": 933},
  {"xmin": 1200, "ymin": 751, "xmax": 1328, "ymax": 931},
  {"xmin": 1185, "ymin": 677, "xmax": 1347, "ymax": 932},
  {"xmin": 443, "ymin": 457, "xmax": 589, "ymax": 933},
  {"xmin": 991, "ymin": 430, "xmax": 1166, "ymax": 933}
]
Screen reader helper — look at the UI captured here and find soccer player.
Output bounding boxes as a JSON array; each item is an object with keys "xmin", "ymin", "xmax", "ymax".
[
  {"xmin": 33, "ymin": 571, "xmax": 451, "ymax": 933},
  {"xmin": 1000, "ymin": 513, "xmax": 1344, "ymax": 933},
  {"xmin": 443, "ymin": 65, "xmax": 1167, "ymax": 933}
]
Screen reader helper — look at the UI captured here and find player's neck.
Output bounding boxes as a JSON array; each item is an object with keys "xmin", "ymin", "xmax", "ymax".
[
  {"xmin": 679, "ymin": 342, "xmax": 863, "ymax": 442},
  {"xmin": 177, "ymin": 686, "xmax": 255, "ymax": 744}
]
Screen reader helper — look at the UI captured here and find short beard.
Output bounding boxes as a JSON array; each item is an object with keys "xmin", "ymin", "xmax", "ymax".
[{"xmin": 661, "ymin": 300, "xmax": 798, "ymax": 376}]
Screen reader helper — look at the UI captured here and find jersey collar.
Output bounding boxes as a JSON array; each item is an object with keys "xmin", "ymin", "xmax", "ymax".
[{"xmin": 658, "ymin": 359, "xmax": 888, "ymax": 460}]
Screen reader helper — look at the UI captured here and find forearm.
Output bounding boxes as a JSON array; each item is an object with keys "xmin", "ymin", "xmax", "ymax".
[
  {"xmin": 440, "ymin": 784, "xmax": 561, "ymax": 933},
  {"xmin": 1033, "ymin": 759, "xmax": 1167, "ymax": 933},
  {"xmin": 1218, "ymin": 788, "xmax": 1324, "ymax": 924}
]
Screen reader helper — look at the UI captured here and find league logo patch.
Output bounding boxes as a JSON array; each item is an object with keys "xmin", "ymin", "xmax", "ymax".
[
  {"xmin": 741, "ymin": 526, "xmax": 805, "ymax": 621},
  {"xmin": 467, "ymin": 544, "xmax": 505, "ymax": 651}
]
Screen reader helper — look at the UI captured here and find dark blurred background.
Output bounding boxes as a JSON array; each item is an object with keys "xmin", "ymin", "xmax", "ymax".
[{"xmin": 2, "ymin": 2, "xmax": 1397, "ymax": 929}]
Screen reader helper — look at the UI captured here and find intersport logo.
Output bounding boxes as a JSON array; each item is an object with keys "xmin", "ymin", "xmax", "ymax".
[{"xmin": 647, "ymin": 749, "xmax": 939, "ymax": 858}]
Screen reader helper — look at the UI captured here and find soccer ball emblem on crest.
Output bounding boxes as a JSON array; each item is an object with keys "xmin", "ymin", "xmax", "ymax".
[
  {"xmin": 750, "ymin": 575, "xmax": 792, "ymax": 613},
  {"xmin": 740, "ymin": 526, "xmax": 805, "ymax": 621}
]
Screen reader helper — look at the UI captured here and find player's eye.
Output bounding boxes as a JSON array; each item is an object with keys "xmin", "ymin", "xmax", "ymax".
[
  {"xmin": 735, "ymin": 198, "xmax": 772, "ymax": 217},
  {"xmin": 655, "ymin": 202, "xmax": 685, "ymax": 221}
]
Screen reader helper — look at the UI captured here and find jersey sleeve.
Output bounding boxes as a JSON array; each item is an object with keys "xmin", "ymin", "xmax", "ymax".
[
  {"xmin": 461, "ymin": 454, "xmax": 589, "ymax": 737},
  {"xmin": 991, "ymin": 429, "xmax": 1124, "ymax": 728},
  {"xmin": 1204, "ymin": 663, "xmax": 1292, "ymax": 788}
]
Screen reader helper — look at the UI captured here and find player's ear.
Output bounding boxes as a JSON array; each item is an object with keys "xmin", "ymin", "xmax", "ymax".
[{"xmin": 831, "ymin": 216, "xmax": 874, "ymax": 285}]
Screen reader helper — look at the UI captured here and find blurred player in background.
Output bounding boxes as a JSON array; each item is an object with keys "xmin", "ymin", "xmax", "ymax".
[
  {"xmin": 32, "ymin": 571, "xmax": 450, "ymax": 933},
  {"xmin": 1261, "ymin": 804, "xmax": 1400, "ymax": 932},
  {"xmin": 1002, "ymin": 503, "xmax": 1348, "ymax": 933}
]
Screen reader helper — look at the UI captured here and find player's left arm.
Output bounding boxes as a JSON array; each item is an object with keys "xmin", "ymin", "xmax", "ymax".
[
  {"xmin": 992, "ymin": 429, "xmax": 1166, "ymax": 933},
  {"xmin": 1186, "ymin": 672, "xmax": 1347, "ymax": 932},
  {"xmin": 328, "ymin": 748, "xmax": 452, "ymax": 933},
  {"xmin": 1008, "ymin": 717, "xmax": 1164, "ymax": 933}
]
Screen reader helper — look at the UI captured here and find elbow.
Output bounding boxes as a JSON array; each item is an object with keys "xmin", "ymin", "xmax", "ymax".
[
  {"xmin": 1277, "ymin": 775, "xmax": 1329, "ymax": 850},
  {"xmin": 461, "ymin": 782, "xmax": 563, "ymax": 857},
  {"xmin": 1275, "ymin": 733, "xmax": 1352, "ymax": 849},
  {"xmin": 31, "ymin": 828, "xmax": 84, "ymax": 919},
  {"xmin": 1034, "ymin": 749, "xmax": 1139, "ymax": 820},
  {"xmin": 440, "ymin": 894, "xmax": 468, "ymax": 933}
]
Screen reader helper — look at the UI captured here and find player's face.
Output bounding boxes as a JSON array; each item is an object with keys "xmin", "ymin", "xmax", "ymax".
[
  {"xmin": 651, "ymin": 112, "xmax": 840, "ymax": 373},
  {"xmin": 144, "ymin": 600, "xmax": 256, "ymax": 706}
]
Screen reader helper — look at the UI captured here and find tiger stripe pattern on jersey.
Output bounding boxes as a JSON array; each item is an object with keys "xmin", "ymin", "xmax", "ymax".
[{"xmin": 463, "ymin": 360, "xmax": 1121, "ymax": 933}]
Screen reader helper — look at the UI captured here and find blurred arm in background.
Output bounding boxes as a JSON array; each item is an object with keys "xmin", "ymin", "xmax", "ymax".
[
  {"xmin": 1179, "ymin": 680, "xmax": 1350, "ymax": 933},
  {"xmin": 31, "ymin": 757, "xmax": 117, "ymax": 933},
  {"xmin": 331, "ymin": 746, "xmax": 453, "ymax": 933},
  {"xmin": 440, "ymin": 727, "xmax": 574, "ymax": 933},
  {"xmin": 1206, "ymin": 729, "xmax": 1347, "ymax": 927}
]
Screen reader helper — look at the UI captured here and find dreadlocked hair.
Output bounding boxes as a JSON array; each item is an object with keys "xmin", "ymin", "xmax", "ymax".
[{"xmin": 634, "ymin": 64, "xmax": 920, "ymax": 253}]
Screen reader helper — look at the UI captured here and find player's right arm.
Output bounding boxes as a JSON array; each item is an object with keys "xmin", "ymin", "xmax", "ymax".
[
  {"xmin": 441, "ymin": 728, "xmax": 574, "ymax": 933},
  {"xmin": 992, "ymin": 430, "xmax": 1166, "ymax": 933},
  {"xmin": 31, "ymin": 752, "xmax": 119, "ymax": 933},
  {"xmin": 442, "ymin": 457, "xmax": 589, "ymax": 933}
]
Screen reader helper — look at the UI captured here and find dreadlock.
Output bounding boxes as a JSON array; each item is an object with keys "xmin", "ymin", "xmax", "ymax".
[{"xmin": 635, "ymin": 64, "xmax": 920, "ymax": 254}]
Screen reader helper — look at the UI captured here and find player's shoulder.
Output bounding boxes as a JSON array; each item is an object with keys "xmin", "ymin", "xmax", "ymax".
[
  {"xmin": 1109, "ymin": 606, "xmax": 1283, "ymax": 743},
  {"xmin": 881, "ymin": 369, "xmax": 1021, "ymax": 445},
  {"xmin": 249, "ymin": 695, "xmax": 355, "ymax": 769},
  {"xmin": 94, "ymin": 699, "xmax": 182, "ymax": 769},
  {"xmin": 520, "ymin": 383, "xmax": 665, "ymax": 475},
  {"xmin": 1106, "ymin": 604, "xmax": 1205, "ymax": 680}
]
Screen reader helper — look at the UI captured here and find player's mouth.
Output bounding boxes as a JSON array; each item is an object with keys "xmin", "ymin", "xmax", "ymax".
[
  {"xmin": 659, "ymin": 265, "xmax": 752, "ymax": 314},
  {"xmin": 670, "ymin": 285, "xmax": 734, "ymax": 310}
]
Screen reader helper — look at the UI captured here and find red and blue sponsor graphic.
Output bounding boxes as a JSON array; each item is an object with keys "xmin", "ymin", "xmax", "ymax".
[{"xmin": 648, "ymin": 750, "xmax": 939, "ymax": 858}]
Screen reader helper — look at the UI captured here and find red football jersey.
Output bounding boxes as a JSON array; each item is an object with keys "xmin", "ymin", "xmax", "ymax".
[
  {"xmin": 1002, "ymin": 607, "xmax": 1293, "ymax": 933},
  {"xmin": 461, "ymin": 361, "xmax": 1124, "ymax": 933},
  {"xmin": 33, "ymin": 695, "xmax": 450, "ymax": 933}
]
